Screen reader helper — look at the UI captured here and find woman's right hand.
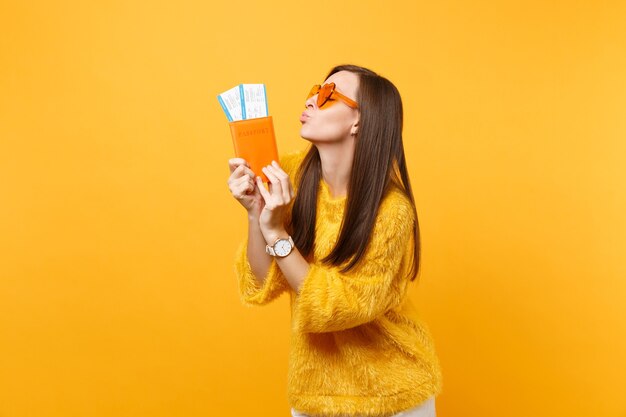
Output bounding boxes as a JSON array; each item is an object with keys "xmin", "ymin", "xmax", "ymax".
[{"xmin": 227, "ymin": 158, "xmax": 263, "ymax": 217}]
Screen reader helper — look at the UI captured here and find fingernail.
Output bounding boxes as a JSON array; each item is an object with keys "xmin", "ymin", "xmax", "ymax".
[{"xmin": 271, "ymin": 160, "xmax": 277, "ymax": 166}]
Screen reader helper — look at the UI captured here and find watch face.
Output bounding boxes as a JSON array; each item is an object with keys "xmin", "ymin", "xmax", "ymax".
[{"xmin": 274, "ymin": 239, "xmax": 293, "ymax": 257}]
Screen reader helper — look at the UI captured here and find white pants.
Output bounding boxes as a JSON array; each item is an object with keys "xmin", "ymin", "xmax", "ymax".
[{"xmin": 290, "ymin": 395, "xmax": 436, "ymax": 417}]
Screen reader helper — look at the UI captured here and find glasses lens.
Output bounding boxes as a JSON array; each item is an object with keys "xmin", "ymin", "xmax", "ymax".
[
  {"xmin": 307, "ymin": 85, "xmax": 320, "ymax": 100},
  {"xmin": 318, "ymin": 83, "xmax": 334, "ymax": 107}
]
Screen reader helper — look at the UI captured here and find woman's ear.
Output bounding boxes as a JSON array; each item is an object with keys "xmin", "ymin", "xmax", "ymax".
[{"xmin": 351, "ymin": 120, "xmax": 359, "ymax": 136}]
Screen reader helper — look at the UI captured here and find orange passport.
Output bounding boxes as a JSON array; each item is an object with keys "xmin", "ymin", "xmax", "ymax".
[{"xmin": 229, "ymin": 116, "xmax": 279, "ymax": 183}]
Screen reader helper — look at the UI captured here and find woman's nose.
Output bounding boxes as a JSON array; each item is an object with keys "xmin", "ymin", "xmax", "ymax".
[{"xmin": 305, "ymin": 95, "xmax": 317, "ymax": 109}]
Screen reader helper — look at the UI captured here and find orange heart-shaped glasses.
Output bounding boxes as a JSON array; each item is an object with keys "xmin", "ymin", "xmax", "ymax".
[{"xmin": 306, "ymin": 82, "xmax": 358, "ymax": 109}]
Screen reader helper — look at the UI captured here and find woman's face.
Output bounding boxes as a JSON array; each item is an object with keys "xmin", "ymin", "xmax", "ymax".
[{"xmin": 299, "ymin": 70, "xmax": 360, "ymax": 144}]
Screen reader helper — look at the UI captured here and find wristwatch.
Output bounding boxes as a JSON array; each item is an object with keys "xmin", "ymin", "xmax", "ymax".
[{"xmin": 266, "ymin": 236, "xmax": 295, "ymax": 258}]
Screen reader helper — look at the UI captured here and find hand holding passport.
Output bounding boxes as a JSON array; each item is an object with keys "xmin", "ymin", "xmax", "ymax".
[{"xmin": 218, "ymin": 83, "xmax": 279, "ymax": 183}]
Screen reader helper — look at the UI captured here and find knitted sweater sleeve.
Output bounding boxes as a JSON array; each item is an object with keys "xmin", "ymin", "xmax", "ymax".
[
  {"xmin": 291, "ymin": 192, "xmax": 416, "ymax": 333},
  {"xmin": 232, "ymin": 149, "xmax": 306, "ymax": 307},
  {"xmin": 234, "ymin": 237, "xmax": 290, "ymax": 306}
]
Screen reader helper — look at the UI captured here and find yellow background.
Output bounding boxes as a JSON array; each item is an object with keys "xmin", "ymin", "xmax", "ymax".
[{"xmin": 1, "ymin": 1, "xmax": 625, "ymax": 416}]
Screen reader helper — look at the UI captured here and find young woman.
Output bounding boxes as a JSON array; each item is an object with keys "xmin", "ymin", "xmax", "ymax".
[{"xmin": 227, "ymin": 64, "xmax": 443, "ymax": 417}]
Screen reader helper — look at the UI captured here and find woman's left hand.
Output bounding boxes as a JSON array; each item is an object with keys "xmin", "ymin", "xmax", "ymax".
[{"xmin": 255, "ymin": 160, "xmax": 295, "ymax": 242}]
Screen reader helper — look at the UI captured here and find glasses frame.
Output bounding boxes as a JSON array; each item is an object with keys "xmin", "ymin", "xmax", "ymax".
[{"xmin": 307, "ymin": 82, "xmax": 358, "ymax": 109}]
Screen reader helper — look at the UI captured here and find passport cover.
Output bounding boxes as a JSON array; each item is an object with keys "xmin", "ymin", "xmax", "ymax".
[{"xmin": 229, "ymin": 116, "xmax": 279, "ymax": 183}]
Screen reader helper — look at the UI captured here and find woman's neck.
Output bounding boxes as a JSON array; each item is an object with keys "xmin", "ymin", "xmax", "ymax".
[{"xmin": 315, "ymin": 140, "xmax": 355, "ymax": 199}]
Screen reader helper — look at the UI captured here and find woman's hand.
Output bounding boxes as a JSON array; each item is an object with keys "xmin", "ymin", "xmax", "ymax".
[
  {"xmin": 255, "ymin": 160, "xmax": 295, "ymax": 242},
  {"xmin": 227, "ymin": 158, "xmax": 263, "ymax": 217}
]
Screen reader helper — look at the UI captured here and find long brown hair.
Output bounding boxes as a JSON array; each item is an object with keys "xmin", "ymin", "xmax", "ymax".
[{"xmin": 288, "ymin": 64, "xmax": 421, "ymax": 282}]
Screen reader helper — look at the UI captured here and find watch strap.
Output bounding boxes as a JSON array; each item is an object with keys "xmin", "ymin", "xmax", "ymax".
[{"xmin": 265, "ymin": 236, "xmax": 294, "ymax": 257}]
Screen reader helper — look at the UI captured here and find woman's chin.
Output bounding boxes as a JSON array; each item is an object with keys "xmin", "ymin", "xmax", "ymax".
[
  {"xmin": 299, "ymin": 131, "xmax": 318, "ymax": 143},
  {"xmin": 299, "ymin": 127, "xmax": 312, "ymax": 141}
]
